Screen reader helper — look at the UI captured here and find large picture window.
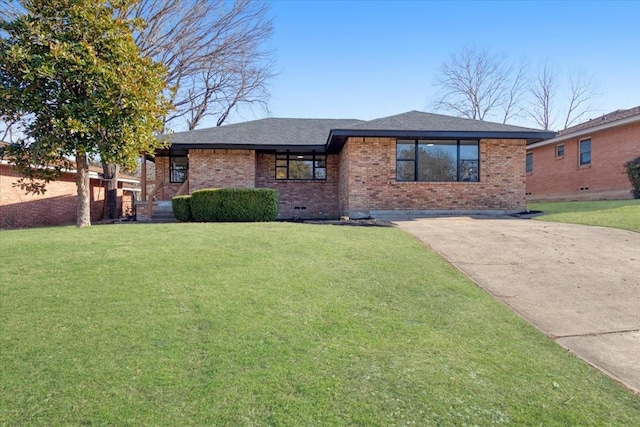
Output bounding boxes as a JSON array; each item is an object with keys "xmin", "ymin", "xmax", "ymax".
[
  {"xmin": 170, "ymin": 156, "xmax": 188, "ymax": 183},
  {"xmin": 276, "ymin": 153, "xmax": 326, "ymax": 180},
  {"xmin": 396, "ymin": 140, "xmax": 479, "ymax": 182}
]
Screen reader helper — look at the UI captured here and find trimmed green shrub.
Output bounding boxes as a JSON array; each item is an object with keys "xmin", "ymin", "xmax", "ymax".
[
  {"xmin": 172, "ymin": 195, "xmax": 193, "ymax": 222},
  {"xmin": 190, "ymin": 188, "xmax": 279, "ymax": 222},
  {"xmin": 625, "ymin": 155, "xmax": 640, "ymax": 199}
]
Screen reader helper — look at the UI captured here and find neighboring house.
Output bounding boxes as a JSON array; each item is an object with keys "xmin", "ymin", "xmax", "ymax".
[
  {"xmin": 0, "ymin": 154, "xmax": 139, "ymax": 228},
  {"xmin": 526, "ymin": 106, "xmax": 640, "ymax": 201},
  {"xmin": 142, "ymin": 111, "xmax": 553, "ymax": 220}
]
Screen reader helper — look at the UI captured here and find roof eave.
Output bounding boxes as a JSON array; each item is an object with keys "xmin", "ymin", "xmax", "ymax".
[{"xmin": 156, "ymin": 143, "xmax": 326, "ymax": 156}]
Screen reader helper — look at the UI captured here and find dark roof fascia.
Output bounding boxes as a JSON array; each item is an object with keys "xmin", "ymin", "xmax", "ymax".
[
  {"xmin": 326, "ymin": 129, "xmax": 556, "ymax": 152},
  {"xmin": 155, "ymin": 143, "xmax": 327, "ymax": 156}
]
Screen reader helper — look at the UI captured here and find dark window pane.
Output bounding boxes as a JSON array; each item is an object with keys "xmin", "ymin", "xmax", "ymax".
[
  {"xmin": 397, "ymin": 142, "xmax": 416, "ymax": 160},
  {"xmin": 276, "ymin": 167, "xmax": 287, "ymax": 179},
  {"xmin": 579, "ymin": 139, "xmax": 591, "ymax": 165},
  {"xmin": 556, "ymin": 144, "xmax": 564, "ymax": 157},
  {"xmin": 460, "ymin": 160, "xmax": 479, "ymax": 181},
  {"xmin": 288, "ymin": 160, "xmax": 313, "ymax": 179},
  {"xmin": 418, "ymin": 142, "xmax": 457, "ymax": 181},
  {"xmin": 460, "ymin": 140, "xmax": 479, "ymax": 160},
  {"xmin": 170, "ymin": 157, "xmax": 188, "ymax": 183},
  {"xmin": 526, "ymin": 153, "xmax": 533, "ymax": 173},
  {"xmin": 396, "ymin": 160, "xmax": 415, "ymax": 180}
]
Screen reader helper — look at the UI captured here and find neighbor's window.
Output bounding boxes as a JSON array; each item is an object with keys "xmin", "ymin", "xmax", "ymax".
[
  {"xmin": 556, "ymin": 144, "xmax": 565, "ymax": 158},
  {"xmin": 170, "ymin": 156, "xmax": 188, "ymax": 183},
  {"xmin": 526, "ymin": 152, "xmax": 533, "ymax": 173},
  {"xmin": 396, "ymin": 140, "xmax": 479, "ymax": 182},
  {"xmin": 579, "ymin": 138, "xmax": 591, "ymax": 166},
  {"xmin": 276, "ymin": 153, "xmax": 326, "ymax": 180}
]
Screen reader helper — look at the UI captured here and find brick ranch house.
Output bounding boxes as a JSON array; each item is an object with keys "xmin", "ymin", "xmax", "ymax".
[
  {"xmin": 526, "ymin": 106, "xmax": 640, "ymax": 201},
  {"xmin": 141, "ymin": 111, "xmax": 554, "ymax": 220},
  {"xmin": 1, "ymin": 156, "xmax": 139, "ymax": 228}
]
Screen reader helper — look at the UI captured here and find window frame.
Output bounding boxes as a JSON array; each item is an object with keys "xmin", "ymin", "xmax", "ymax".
[
  {"xmin": 555, "ymin": 144, "xmax": 565, "ymax": 159},
  {"xmin": 525, "ymin": 152, "xmax": 533, "ymax": 173},
  {"xmin": 275, "ymin": 152, "xmax": 327, "ymax": 181},
  {"xmin": 169, "ymin": 156, "xmax": 188, "ymax": 183},
  {"xmin": 579, "ymin": 138, "xmax": 591, "ymax": 166},
  {"xmin": 396, "ymin": 139, "xmax": 480, "ymax": 182}
]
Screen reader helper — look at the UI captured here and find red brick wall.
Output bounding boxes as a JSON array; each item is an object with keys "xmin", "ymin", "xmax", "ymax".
[
  {"xmin": 526, "ymin": 121, "xmax": 639, "ymax": 201},
  {"xmin": 256, "ymin": 153, "xmax": 340, "ymax": 219},
  {"xmin": 338, "ymin": 144, "xmax": 351, "ymax": 216},
  {"xmin": 156, "ymin": 156, "xmax": 186, "ymax": 199},
  {"xmin": 188, "ymin": 149, "xmax": 256, "ymax": 192},
  {"xmin": 0, "ymin": 165, "xmax": 120, "ymax": 228},
  {"xmin": 341, "ymin": 137, "xmax": 527, "ymax": 217}
]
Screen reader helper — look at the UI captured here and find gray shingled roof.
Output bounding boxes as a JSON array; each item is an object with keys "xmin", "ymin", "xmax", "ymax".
[
  {"xmin": 165, "ymin": 118, "xmax": 363, "ymax": 148},
  {"xmin": 160, "ymin": 111, "xmax": 554, "ymax": 154},
  {"xmin": 342, "ymin": 110, "xmax": 543, "ymax": 132},
  {"xmin": 558, "ymin": 106, "xmax": 640, "ymax": 136}
]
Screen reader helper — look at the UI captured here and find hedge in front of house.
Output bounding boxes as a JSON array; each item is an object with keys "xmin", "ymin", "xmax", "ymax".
[
  {"xmin": 172, "ymin": 195, "xmax": 193, "ymax": 222},
  {"xmin": 190, "ymin": 188, "xmax": 279, "ymax": 222}
]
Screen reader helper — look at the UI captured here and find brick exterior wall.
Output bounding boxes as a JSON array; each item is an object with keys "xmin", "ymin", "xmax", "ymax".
[
  {"xmin": 256, "ymin": 153, "xmax": 340, "ymax": 219},
  {"xmin": 339, "ymin": 137, "xmax": 527, "ymax": 218},
  {"xmin": 151, "ymin": 137, "xmax": 528, "ymax": 219},
  {"xmin": 155, "ymin": 156, "xmax": 187, "ymax": 200},
  {"xmin": 338, "ymin": 143, "xmax": 351, "ymax": 216},
  {"xmin": 0, "ymin": 165, "xmax": 126, "ymax": 228},
  {"xmin": 188, "ymin": 149, "xmax": 255, "ymax": 191},
  {"xmin": 526, "ymin": 121, "xmax": 639, "ymax": 201}
]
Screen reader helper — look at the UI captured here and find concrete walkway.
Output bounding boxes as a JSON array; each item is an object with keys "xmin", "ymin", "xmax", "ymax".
[{"xmin": 394, "ymin": 216, "xmax": 640, "ymax": 394}]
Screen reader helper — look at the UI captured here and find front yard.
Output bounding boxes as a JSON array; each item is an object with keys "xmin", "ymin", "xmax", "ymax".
[
  {"xmin": 1, "ymin": 223, "xmax": 639, "ymax": 425},
  {"xmin": 527, "ymin": 199, "xmax": 640, "ymax": 232}
]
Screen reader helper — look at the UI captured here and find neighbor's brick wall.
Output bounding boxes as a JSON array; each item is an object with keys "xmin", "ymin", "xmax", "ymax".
[
  {"xmin": 526, "ymin": 121, "xmax": 639, "ymax": 201},
  {"xmin": 0, "ymin": 165, "xmax": 116, "ymax": 228},
  {"xmin": 188, "ymin": 149, "xmax": 256, "ymax": 192},
  {"xmin": 256, "ymin": 153, "xmax": 340, "ymax": 219},
  {"xmin": 341, "ymin": 137, "xmax": 527, "ymax": 217}
]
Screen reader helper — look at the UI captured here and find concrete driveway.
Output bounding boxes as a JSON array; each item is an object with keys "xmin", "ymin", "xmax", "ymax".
[{"xmin": 394, "ymin": 216, "xmax": 640, "ymax": 394}]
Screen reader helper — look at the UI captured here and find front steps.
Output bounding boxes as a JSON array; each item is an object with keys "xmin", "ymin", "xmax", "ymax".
[{"xmin": 136, "ymin": 201, "xmax": 176, "ymax": 223}]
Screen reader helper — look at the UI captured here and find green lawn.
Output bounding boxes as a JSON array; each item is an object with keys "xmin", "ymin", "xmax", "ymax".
[
  {"xmin": 527, "ymin": 199, "xmax": 640, "ymax": 232},
  {"xmin": 1, "ymin": 223, "xmax": 639, "ymax": 426}
]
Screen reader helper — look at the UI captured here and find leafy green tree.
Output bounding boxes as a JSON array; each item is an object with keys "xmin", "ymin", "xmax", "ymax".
[{"xmin": 0, "ymin": 0, "xmax": 170, "ymax": 227}]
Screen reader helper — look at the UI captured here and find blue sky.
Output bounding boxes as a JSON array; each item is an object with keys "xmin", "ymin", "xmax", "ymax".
[{"xmin": 218, "ymin": 0, "xmax": 640, "ymax": 130}]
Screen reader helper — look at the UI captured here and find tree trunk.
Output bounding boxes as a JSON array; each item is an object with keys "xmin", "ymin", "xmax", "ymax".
[
  {"xmin": 76, "ymin": 151, "xmax": 92, "ymax": 227},
  {"xmin": 102, "ymin": 161, "xmax": 120, "ymax": 220}
]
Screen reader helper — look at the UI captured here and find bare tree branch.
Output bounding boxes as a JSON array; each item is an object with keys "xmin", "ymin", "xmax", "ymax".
[
  {"xmin": 529, "ymin": 61, "xmax": 557, "ymax": 130},
  {"xmin": 122, "ymin": 0, "xmax": 275, "ymax": 130},
  {"xmin": 500, "ymin": 58, "xmax": 528, "ymax": 124},
  {"xmin": 431, "ymin": 46, "xmax": 520, "ymax": 123},
  {"xmin": 563, "ymin": 68, "xmax": 600, "ymax": 129}
]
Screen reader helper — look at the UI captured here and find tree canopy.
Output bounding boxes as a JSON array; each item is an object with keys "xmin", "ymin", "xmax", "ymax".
[{"xmin": 0, "ymin": 0, "xmax": 171, "ymax": 226}]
